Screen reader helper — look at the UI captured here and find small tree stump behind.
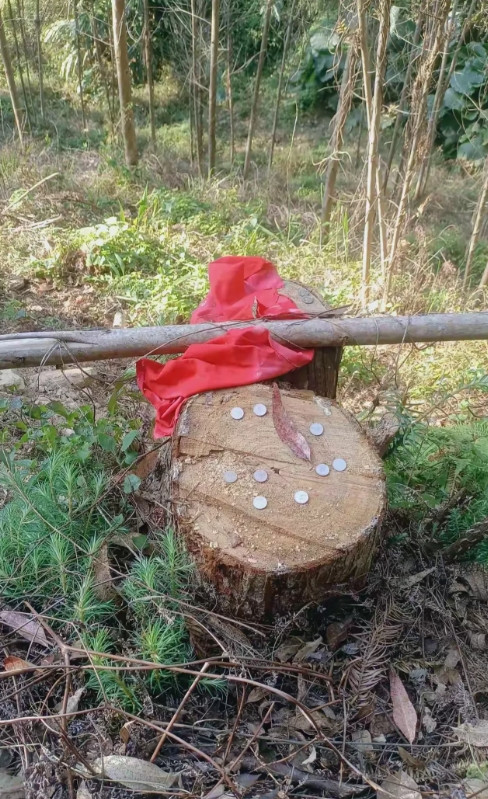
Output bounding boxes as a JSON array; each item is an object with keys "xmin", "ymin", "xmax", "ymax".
[{"xmin": 169, "ymin": 383, "xmax": 385, "ymax": 619}]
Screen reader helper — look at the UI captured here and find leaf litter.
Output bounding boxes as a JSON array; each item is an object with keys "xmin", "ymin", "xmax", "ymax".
[{"xmin": 2, "ymin": 510, "xmax": 488, "ymax": 798}]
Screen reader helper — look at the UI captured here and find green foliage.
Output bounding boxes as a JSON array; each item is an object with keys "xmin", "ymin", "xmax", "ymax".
[
  {"xmin": 437, "ymin": 42, "xmax": 488, "ymax": 161},
  {"xmin": 386, "ymin": 415, "xmax": 488, "ymax": 561}
]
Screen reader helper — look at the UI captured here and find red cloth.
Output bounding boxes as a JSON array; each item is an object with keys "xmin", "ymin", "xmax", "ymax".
[
  {"xmin": 191, "ymin": 255, "xmax": 299, "ymax": 322},
  {"xmin": 137, "ymin": 256, "xmax": 313, "ymax": 438}
]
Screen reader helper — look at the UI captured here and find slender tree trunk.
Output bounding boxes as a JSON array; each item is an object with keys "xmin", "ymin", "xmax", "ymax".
[
  {"xmin": 6, "ymin": 0, "xmax": 31, "ymax": 129},
  {"xmin": 91, "ymin": 9, "xmax": 114, "ymax": 126},
  {"xmin": 359, "ymin": 0, "xmax": 390, "ymax": 309},
  {"xmin": 0, "ymin": 9, "xmax": 24, "ymax": 145},
  {"xmin": 35, "ymin": 0, "xmax": 45, "ymax": 121},
  {"xmin": 320, "ymin": 43, "xmax": 358, "ymax": 242},
  {"xmin": 112, "ymin": 0, "xmax": 138, "ymax": 166},
  {"xmin": 415, "ymin": 0, "xmax": 476, "ymax": 200},
  {"xmin": 226, "ymin": 5, "xmax": 235, "ymax": 165},
  {"xmin": 267, "ymin": 0, "xmax": 296, "ymax": 177},
  {"xmin": 208, "ymin": 0, "xmax": 220, "ymax": 176},
  {"xmin": 191, "ymin": 0, "xmax": 203, "ymax": 176},
  {"xmin": 243, "ymin": 0, "xmax": 273, "ymax": 180},
  {"xmin": 479, "ymin": 261, "xmax": 488, "ymax": 288},
  {"xmin": 74, "ymin": 0, "xmax": 87, "ymax": 129},
  {"xmin": 383, "ymin": 0, "xmax": 450, "ymax": 306},
  {"xmin": 15, "ymin": 0, "xmax": 32, "ymax": 93},
  {"xmin": 414, "ymin": 0, "xmax": 460, "ymax": 201},
  {"xmin": 383, "ymin": 11, "xmax": 423, "ymax": 192},
  {"xmin": 142, "ymin": 0, "xmax": 156, "ymax": 147},
  {"xmin": 464, "ymin": 157, "xmax": 488, "ymax": 288}
]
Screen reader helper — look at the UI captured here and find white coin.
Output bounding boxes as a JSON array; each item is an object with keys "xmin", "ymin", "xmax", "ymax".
[
  {"xmin": 231, "ymin": 406, "xmax": 244, "ymax": 420},
  {"xmin": 223, "ymin": 470, "xmax": 238, "ymax": 483},
  {"xmin": 315, "ymin": 463, "xmax": 330, "ymax": 476},
  {"xmin": 253, "ymin": 469, "xmax": 268, "ymax": 483},
  {"xmin": 333, "ymin": 458, "xmax": 347, "ymax": 472},
  {"xmin": 294, "ymin": 490, "xmax": 309, "ymax": 505},
  {"xmin": 253, "ymin": 496, "xmax": 268, "ymax": 510},
  {"xmin": 309, "ymin": 422, "xmax": 324, "ymax": 436},
  {"xmin": 253, "ymin": 403, "xmax": 267, "ymax": 417}
]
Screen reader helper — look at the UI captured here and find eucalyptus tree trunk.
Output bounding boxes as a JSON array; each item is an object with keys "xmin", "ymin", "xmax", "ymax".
[
  {"xmin": 34, "ymin": 0, "xmax": 45, "ymax": 121},
  {"xmin": 142, "ymin": 0, "xmax": 156, "ymax": 147},
  {"xmin": 6, "ymin": 0, "xmax": 31, "ymax": 129},
  {"xmin": 91, "ymin": 8, "xmax": 114, "ymax": 126},
  {"xmin": 226, "ymin": 2, "xmax": 235, "ymax": 165},
  {"xmin": 464, "ymin": 156, "xmax": 488, "ymax": 289},
  {"xmin": 191, "ymin": 0, "xmax": 203, "ymax": 176},
  {"xmin": 267, "ymin": 0, "xmax": 296, "ymax": 176},
  {"xmin": 243, "ymin": 0, "xmax": 273, "ymax": 180},
  {"xmin": 0, "ymin": 9, "xmax": 24, "ymax": 145},
  {"xmin": 112, "ymin": 0, "xmax": 138, "ymax": 166},
  {"xmin": 15, "ymin": 0, "xmax": 32, "ymax": 93},
  {"xmin": 383, "ymin": 0, "xmax": 451, "ymax": 306},
  {"xmin": 414, "ymin": 0, "xmax": 476, "ymax": 200},
  {"xmin": 320, "ymin": 42, "xmax": 358, "ymax": 242},
  {"xmin": 414, "ymin": 0, "xmax": 461, "ymax": 201},
  {"xmin": 74, "ymin": 0, "xmax": 87, "ymax": 129},
  {"xmin": 383, "ymin": 11, "xmax": 423, "ymax": 192},
  {"xmin": 208, "ymin": 0, "xmax": 220, "ymax": 176},
  {"xmin": 358, "ymin": 0, "xmax": 390, "ymax": 309}
]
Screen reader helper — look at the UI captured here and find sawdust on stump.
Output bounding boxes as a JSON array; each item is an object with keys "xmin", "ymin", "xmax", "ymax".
[{"xmin": 167, "ymin": 383, "xmax": 385, "ymax": 619}]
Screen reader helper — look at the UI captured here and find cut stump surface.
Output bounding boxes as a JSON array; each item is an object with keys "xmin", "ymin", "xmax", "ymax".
[{"xmin": 170, "ymin": 383, "xmax": 386, "ymax": 618}]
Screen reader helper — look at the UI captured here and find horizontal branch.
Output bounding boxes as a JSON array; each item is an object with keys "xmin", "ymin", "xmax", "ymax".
[{"xmin": 0, "ymin": 312, "xmax": 487, "ymax": 370}]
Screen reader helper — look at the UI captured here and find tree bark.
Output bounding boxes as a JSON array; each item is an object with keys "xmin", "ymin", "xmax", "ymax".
[
  {"xmin": 208, "ymin": 0, "xmax": 220, "ymax": 176},
  {"xmin": 226, "ymin": 23, "xmax": 235, "ymax": 165},
  {"xmin": 111, "ymin": 0, "xmax": 138, "ymax": 166},
  {"xmin": 74, "ymin": 0, "xmax": 87, "ymax": 130},
  {"xmin": 35, "ymin": 0, "xmax": 45, "ymax": 121},
  {"xmin": 464, "ymin": 156, "xmax": 488, "ymax": 288},
  {"xmin": 190, "ymin": 0, "xmax": 203, "ymax": 176},
  {"xmin": 0, "ymin": 9, "xmax": 24, "ymax": 145},
  {"xmin": 359, "ymin": 0, "xmax": 390, "ymax": 309},
  {"xmin": 383, "ymin": 0, "xmax": 450, "ymax": 307},
  {"xmin": 413, "ymin": 0, "xmax": 460, "ymax": 202},
  {"xmin": 320, "ymin": 43, "xmax": 358, "ymax": 242},
  {"xmin": 6, "ymin": 0, "xmax": 31, "ymax": 130},
  {"xmin": 91, "ymin": 9, "xmax": 115, "ymax": 126},
  {"xmin": 2, "ymin": 312, "xmax": 488, "ymax": 370},
  {"xmin": 267, "ymin": 0, "xmax": 296, "ymax": 177},
  {"xmin": 383, "ymin": 11, "xmax": 423, "ymax": 192},
  {"xmin": 143, "ymin": 0, "xmax": 156, "ymax": 147},
  {"xmin": 243, "ymin": 0, "xmax": 273, "ymax": 180}
]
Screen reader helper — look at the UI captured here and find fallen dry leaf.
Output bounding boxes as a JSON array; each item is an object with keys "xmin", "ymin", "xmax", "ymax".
[
  {"xmin": 301, "ymin": 745, "xmax": 317, "ymax": 767},
  {"xmin": 390, "ymin": 670, "xmax": 417, "ymax": 744},
  {"xmin": 326, "ymin": 619, "xmax": 352, "ymax": 650},
  {"xmin": 444, "ymin": 645, "xmax": 461, "ymax": 669},
  {"xmin": 82, "ymin": 755, "xmax": 180, "ymax": 792},
  {"xmin": 0, "ymin": 611, "xmax": 49, "ymax": 648},
  {"xmin": 55, "ymin": 687, "xmax": 84, "ymax": 716},
  {"xmin": 92, "ymin": 544, "xmax": 114, "ymax": 600},
  {"xmin": 454, "ymin": 720, "xmax": 488, "ymax": 747},
  {"xmin": 3, "ymin": 656, "xmax": 37, "ymax": 673},
  {"xmin": 377, "ymin": 771, "xmax": 421, "ymax": 799},
  {"xmin": 246, "ymin": 686, "xmax": 268, "ymax": 703},
  {"xmin": 271, "ymin": 383, "xmax": 311, "ymax": 461},
  {"xmin": 273, "ymin": 637, "xmax": 303, "ymax": 662},
  {"xmin": 397, "ymin": 747, "xmax": 427, "ymax": 769},
  {"xmin": 291, "ymin": 706, "xmax": 337, "ymax": 733},
  {"xmin": 294, "ymin": 636, "xmax": 323, "ymax": 662}
]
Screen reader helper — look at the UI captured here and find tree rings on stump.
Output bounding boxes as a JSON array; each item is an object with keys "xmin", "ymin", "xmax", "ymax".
[{"xmin": 168, "ymin": 383, "xmax": 385, "ymax": 619}]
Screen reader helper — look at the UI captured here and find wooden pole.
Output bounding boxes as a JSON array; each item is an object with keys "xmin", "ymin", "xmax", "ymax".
[{"xmin": 1, "ymin": 313, "xmax": 488, "ymax": 370}]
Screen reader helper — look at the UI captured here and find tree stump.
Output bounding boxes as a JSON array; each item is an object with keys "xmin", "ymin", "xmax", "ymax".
[
  {"xmin": 279, "ymin": 280, "xmax": 343, "ymax": 398},
  {"xmin": 166, "ymin": 382, "xmax": 385, "ymax": 619}
]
